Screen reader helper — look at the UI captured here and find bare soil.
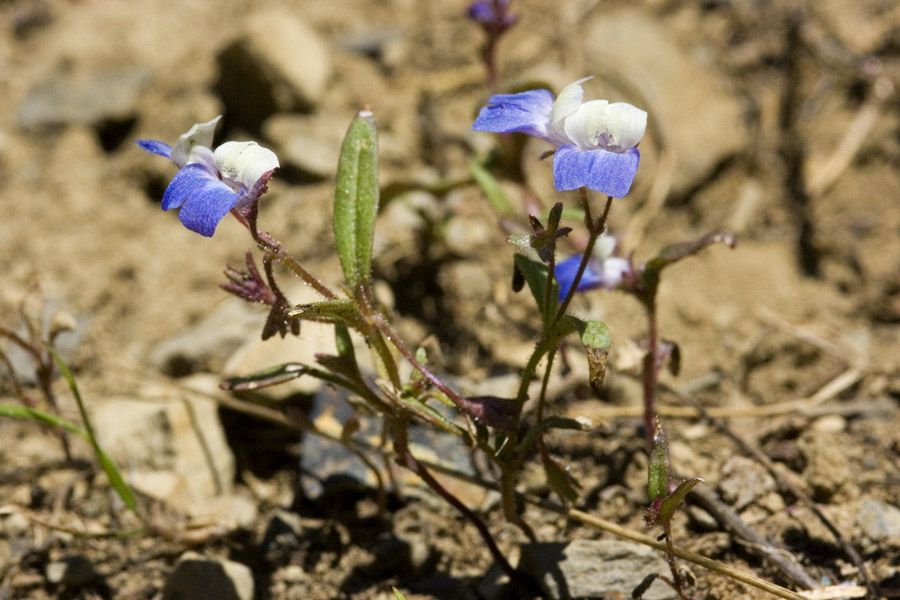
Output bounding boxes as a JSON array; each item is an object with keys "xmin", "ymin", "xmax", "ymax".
[{"xmin": 1, "ymin": 0, "xmax": 900, "ymax": 599}]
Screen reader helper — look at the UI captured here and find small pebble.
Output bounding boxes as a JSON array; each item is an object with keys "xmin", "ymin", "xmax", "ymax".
[{"xmin": 45, "ymin": 555, "xmax": 97, "ymax": 588}]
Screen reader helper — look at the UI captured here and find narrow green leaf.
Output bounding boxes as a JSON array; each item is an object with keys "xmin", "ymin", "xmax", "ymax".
[
  {"xmin": 220, "ymin": 362, "xmax": 309, "ymax": 391},
  {"xmin": 0, "ymin": 404, "xmax": 89, "ymax": 436},
  {"xmin": 659, "ymin": 477, "xmax": 704, "ymax": 528},
  {"xmin": 633, "ymin": 573, "xmax": 661, "ymax": 599},
  {"xmin": 518, "ymin": 416, "xmax": 589, "ymax": 457},
  {"xmin": 410, "ymin": 346, "xmax": 427, "ymax": 383},
  {"xmin": 288, "ymin": 298, "xmax": 359, "ymax": 325},
  {"xmin": 395, "ymin": 394, "xmax": 464, "ymax": 436},
  {"xmin": 647, "ymin": 417, "xmax": 669, "ymax": 502},
  {"xmin": 334, "ymin": 110, "xmax": 379, "ymax": 290},
  {"xmin": 513, "ymin": 253, "xmax": 557, "ymax": 316},
  {"xmin": 543, "ymin": 453, "xmax": 580, "ymax": 503},
  {"xmin": 468, "ymin": 158, "xmax": 513, "ymax": 216},
  {"xmin": 334, "ymin": 323, "xmax": 359, "ymax": 372},
  {"xmin": 392, "ymin": 587, "xmax": 408, "ymax": 600},
  {"xmin": 48, "ymin": 349, "xmax": 137, "ymax": 512}
]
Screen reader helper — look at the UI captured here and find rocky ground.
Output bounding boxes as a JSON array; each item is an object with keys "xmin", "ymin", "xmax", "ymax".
[{"xmin": 2, "ymin": 0, "xmax": 900, "ymax": 598}]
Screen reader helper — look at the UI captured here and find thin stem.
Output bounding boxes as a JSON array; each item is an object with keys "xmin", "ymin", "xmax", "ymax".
[
  {"xmin": 371, "ymin": 313, "xmax": 467, "ymax": 410},
  {"xmin": 391, "ymin": 417, "xmax": 533, "ymax": 592},
  {"xmin": 554, "ymin": 193, "xmax": 613, "ymax": 323},
  {"xmin": 534, "ymin": 348, "xmax": 556, "ymax": 424},
  {"xmin": 642, "ymin": 305, "xmax": 659, "ymax": 449},
  {"xmin": 231, "ymin": 206, "xmax": 336, "ymax": 300}
]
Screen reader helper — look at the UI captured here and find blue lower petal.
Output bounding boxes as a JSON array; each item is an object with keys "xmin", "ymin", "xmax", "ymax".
[
  {"xmin": 553, "ymin": 146, "xmax": 640, "ymax": 197},
  {"xmin": 555, "ymin": 255, "xmax": 603, "ymax": 300},
  {"xmin": 473, "ymin": 89, "xmax": 554, "ymax": 137},
  {"xmin": 160, "ymin": 164, "xmax": 239, "ymax": 236},
  {"xmin": 136, "ymin": 140, "xmax": 172, "ymax": 159},
  {"xmin": 161, "ymin": 164, "xmax": 222, "ymax": 210},
  {"xmin": 176, "ymin": 185, "xmax": 240, "ymax": 237}
]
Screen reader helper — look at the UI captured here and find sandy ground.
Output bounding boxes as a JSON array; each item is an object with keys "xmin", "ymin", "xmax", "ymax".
[{"xmin": 1, "ymin": 0, "xmax": 900, "ymax": 598}]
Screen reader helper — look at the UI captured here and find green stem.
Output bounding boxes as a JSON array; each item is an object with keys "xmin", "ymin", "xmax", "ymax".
[
  {"xmin": 643, "ymin": 304, "xmax": 659, "ymax": 449},
  {"xmin": 554, "ymin": 193, "xmax": 613, "ymax": 323}
]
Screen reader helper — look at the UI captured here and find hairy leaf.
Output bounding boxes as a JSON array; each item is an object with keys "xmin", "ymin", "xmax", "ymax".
[{"xmin": 334, "ymin": 110, "xmax": 379, "ymax": 291}]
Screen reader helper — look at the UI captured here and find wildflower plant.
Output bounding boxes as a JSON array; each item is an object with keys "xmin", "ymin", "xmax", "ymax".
[{"xmin": 136, "ymin": 56, "xmax": 737, "ymax": 597}]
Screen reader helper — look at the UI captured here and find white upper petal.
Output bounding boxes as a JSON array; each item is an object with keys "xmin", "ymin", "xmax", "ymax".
[
  {"xmin": 171, "ymin": 116, "xmax": 222, "ymax": 168},
  {"xmin": 603, "ymin": 103, "xmax": 647, "ymax": 150},
  {"xmin": 214, "ymin": 141, "xmax": 279, "ymax": 190},
  {"xmin": 549, "ymin": 77, "xmax": 591, "ymax": 126},
  {"xmin": 562, "ymin": 100, "xmax": 610, "ymax": 149},
  {"xmin": 563, "ymin": 99, "xmax": 646, "ymax": 151},
  {"xmin": 546, "ymin": 77, "xmax": 592, "ymax": 144}
]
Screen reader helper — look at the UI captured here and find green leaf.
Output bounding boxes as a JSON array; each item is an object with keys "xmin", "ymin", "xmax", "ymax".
[
  {"xmin": 518, "ymin": 416, "xmax": 589, "ymax": 458},
  {"xmin": 0, "ymin": 404, "xmax": 89, "ymax": 436},
  {"xmin": 543, "ymin": 452, "xmax": 580, "ymax": 503},
  {"xmin": 288, "ymin": 298, "xmax": 359, "ymax": 325},
  {"xmin": 392, "ymin": 587, "xmax": 408, "ymax": 600},
  {"xmin": 395, "ymin": 394, "xmax": 464, "ymax": 436},
  {"xmin": 220, "ymin": 363, "xmax": 309, "ymax": 391},
  {"xmin": 513, "ymin": 253, "xmax": 557, "ymax": 316},
  {"xmin": 647, "ymin": 417, "xmax": 669, "ymax": 502},
  {"xmin": 468, "ymin": 158, "xmax": 513, "ymax": 216},
  {"xmin": 48, "ymin": 349, "xmax": 137, "ymax": 512},
  {"xmin": 572, "ymin": 318, "xmax": 611, "ymax": 392},
  {"xmin": 334, "ymin": 110, "xmax": 380, "ymax": 291},
  {"xmin": 659, "ymin": 477, "xmax": 704, "ymax": 528},
  {"xmin": 334, "ymin": 323, "xmax": 359, "ymax": 372}
]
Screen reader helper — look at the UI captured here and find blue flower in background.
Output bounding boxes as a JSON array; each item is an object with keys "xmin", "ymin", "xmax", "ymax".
[
  {"xmin": 473, "ymin": 78, "xmax": 647, "ymax": 197},
  {"xmin": 137, "ymin": 116, "xmax": 279, "ymax": 237},
  {"xmin": 468, "ymin": 0, "xmax": 516, "ymax": 28},
  {"xmin": 555, "ymin": 234, "xmax": 631, "ymax": 300}
]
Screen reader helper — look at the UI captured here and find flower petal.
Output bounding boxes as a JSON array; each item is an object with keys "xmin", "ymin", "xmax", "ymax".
[
  {"xmin": 563, "ymin": 100, "xmax": 647, "ymax": 151},
  {"xmin": 555, "ymin": 254, "xmax": 629, "ymax": 300},
  {"xmin": 472, "ymin": 89, "xmax": 554, "ymax": 139},
  {"xmin": 603, "ymin": 102, "xmax": 647, "ymax": 150},
  {"xmin": 562, "ymin": 100, "xmax": 610, "ymax": 150},
  {"xmin": 552, "ymin": 145, "xmax": 640, "ymax": 197},
  {"xmin": 600, "ymin": 257, "xmax": 630, "ymax": 288},
  {"xmin": 213, "ymin": 141, "xmax": 280, "ymax": 191},
  {"xmin": 468, "ymin": 0, "xmax": 493, "ymax": 21},
  {"xmin": 555, "ymin": 255, "xmax": 604, "ymax": 300},
  {"xmin": 170, "ymin": 116, "xmax": 222, "ymax": 168},
  {"xmin": 176, "ymin": 183, "xmax": 241, "ymax": 237},
  {"xmin": 593, "ymin": 233, "xmax": 618, "ymax": 261},
  {"xmin": 136, "ymin": 139, "xmax": 172, "ymax": 158},
  {"xmin": 549, "ymin": 77, "xmax": 591, "ymax": 127},
  {"xmin": 161, "ymin": 164, "xmax": 213, "ymax": 210},
  {"xmin": 160, "ymin": 164, "xmax": 239, "ymax": 236}
]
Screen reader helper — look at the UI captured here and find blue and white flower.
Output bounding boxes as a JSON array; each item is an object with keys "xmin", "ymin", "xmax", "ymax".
[
  {"xmin": 555, "ymin": 233, "xmax": 631, "ymax": 300},
  {"xmin": 137, "ymin": 116, "xmax": 279, "ymax": 237},
  {"xmin": 473, "ymin": 77, "xmax": 647, "ymax": 197}
]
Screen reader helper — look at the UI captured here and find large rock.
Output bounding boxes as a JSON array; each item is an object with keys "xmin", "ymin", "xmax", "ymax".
[
  {"xmin": 518, "ymin": 539, "xmax": 677, "ymax": 600},
  {"xmin": 216, "ymin": 10, "xmax": 331, "ymax": 129},
  {"xmin": 585, "ymin": 11, "xmax": 747, "ymax": 196},
  {"xmin": 90, "ymin": 388, "xmax": 235, "ymax": 512},
  {"xmin": 262, "ymin": 113, "xmax": 342, "ymax": 180},
  {"xmin": 148, "ymin": 299, "xmax": 262, "ymax": 378},
  {"xmin": 162, "ymin": 552, "xmax": 253, "ymax": 600},
  {"xmin": 857, "ymin": 499, "xmax": 900, "ymax": 544},
  {"xmin": 18, "ymin": 68, "xmax": 149, "ymax": 132}
]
